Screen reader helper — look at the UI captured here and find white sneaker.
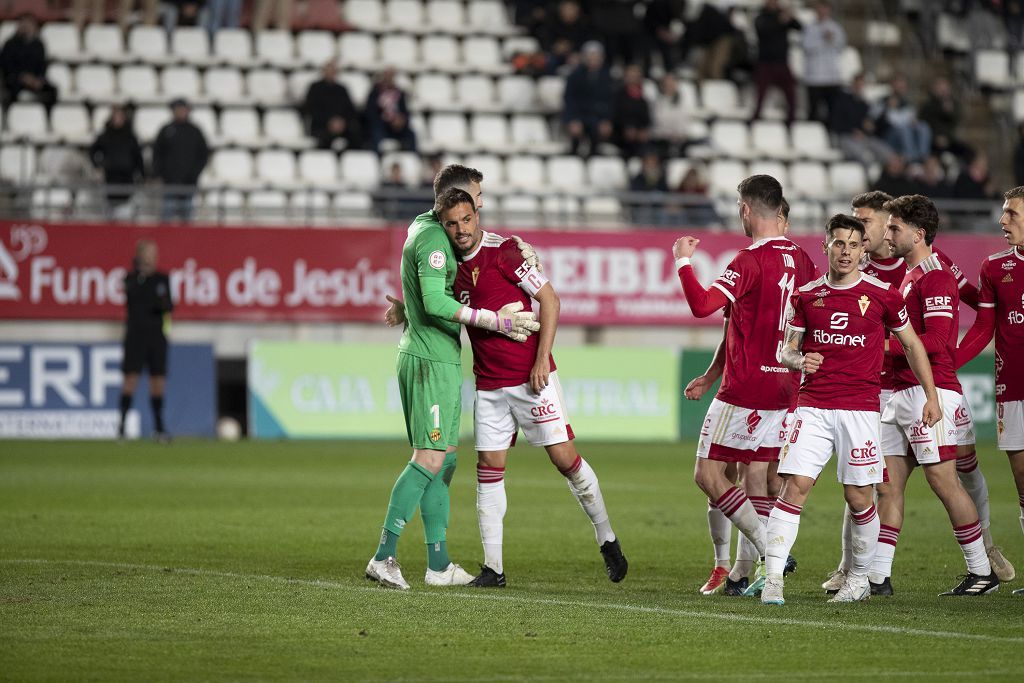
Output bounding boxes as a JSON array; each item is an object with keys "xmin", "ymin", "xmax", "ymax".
[
  {"xmin": 425, "ymin": 562, "xmax": 474, "ymax": 586},
  {"xmin": 821, "ymin": 567, "xmax": 848, "ymax": 593},
  {"xmin": 365, "ymin": 556, "xmax": 410, "ymax": 590},
  {"xmin": 987, "ymin": 545, "xmax": 1016, "ymax": 582},
  {"xmin": 828, "ymin": 573, "xmax": 871, "ymax": 603},
  {"xmin": 761, "ymin": 574, "xmax": 785, "ymax": 605}
]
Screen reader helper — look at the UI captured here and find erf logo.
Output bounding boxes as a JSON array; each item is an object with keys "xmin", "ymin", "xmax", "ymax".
[
  {"xmin": 925, "ymin": 296, "xmax": 952, "ymax": 311},
  {"xmin": 830, "ymin": 312, "xmax": 849, "ymax": 330},
  {"xmin": 720, "ymin": 269, "xmax": 740, "ymax": 286},
  {"xmin": 850, "ymin": 440, "xmax": 878, "ymax": 461}
]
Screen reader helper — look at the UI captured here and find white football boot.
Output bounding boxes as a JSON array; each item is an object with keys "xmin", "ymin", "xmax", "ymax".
[
  {"xmin": 828, "ymin": 573, "xmax": 871, "ymax": 603},
  {"xmin": 822, "ymin": 567, "xmax": 848, "ymax": 594},
  {"xmin": 986, "ymin": 545, "xmax": 1015, "ymax": 582},
  {"xmin": 425, "ymin": 562, "xmax": 474, "ymax": 586},
  {"xmin": 365, "ymin": 556, "xmax": 410, "ymax": 590},
  {"xmin": 761, "ymin": 574, "xmax": 785, "ymax": 605}
]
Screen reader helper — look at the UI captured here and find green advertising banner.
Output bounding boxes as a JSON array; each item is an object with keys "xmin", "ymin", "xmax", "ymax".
[{"xmin": 248, "ymin": 342, "xmax": 679, "ymax": 441}]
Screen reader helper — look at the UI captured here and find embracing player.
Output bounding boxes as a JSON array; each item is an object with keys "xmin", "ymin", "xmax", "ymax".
[
  {"xmin": 763, "ymin": 214, "xmax": 939, "ymax": 605},
  {"xmin": 956, "ymin": 186, "xmax": 1024, "ymax": 596},
  {"xmin": 674, "ymin": 175, "xmax": 818, "ymax": 596}
]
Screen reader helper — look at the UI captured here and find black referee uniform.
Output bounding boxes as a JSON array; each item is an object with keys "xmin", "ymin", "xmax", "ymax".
[{"xmin": 118, "ymin": 267, "xmax": 173, "ymax": 437}]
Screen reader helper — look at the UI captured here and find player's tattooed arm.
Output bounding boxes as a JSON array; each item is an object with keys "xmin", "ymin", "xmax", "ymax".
[
  {"xmin": 780, "ymin": 325, "xmax": 822, "ymax": 374},
  {"xmin": 893, "ymin": 324, "xmax": 942, "ymax": 427},
  {"xmin": 384, "ymin": 294, "xmax": 406, "ymax": 328}
]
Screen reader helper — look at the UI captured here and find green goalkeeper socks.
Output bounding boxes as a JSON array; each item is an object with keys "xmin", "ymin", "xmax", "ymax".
[
  {"xmin": 374, "ymin": 462, "xmax": 434, "ymax": 561},
  {"xmin": 421, "ymin": 451, "xmax": 458, "ymax": 570},
  {"xmin": 426, "ymin": 541, "xmax": 450, "ymax": 571}
]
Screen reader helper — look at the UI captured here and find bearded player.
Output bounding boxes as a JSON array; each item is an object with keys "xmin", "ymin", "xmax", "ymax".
[{"xmin": 763, "ymin": 214, "xmax": 940, "ymax": 605}]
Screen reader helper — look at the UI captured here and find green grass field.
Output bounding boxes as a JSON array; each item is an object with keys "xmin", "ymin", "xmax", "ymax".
[{"xmin": 1, "ymin": 439, "xmax": 1022, "ymax": 681}]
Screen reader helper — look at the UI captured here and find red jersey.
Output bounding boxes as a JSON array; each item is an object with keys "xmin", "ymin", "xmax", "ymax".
[
  {"xmin": 789, "ymin": 274, "xmax": 909, "ymax": 411},
  {"xmin": 977, "ymin": 246, "xmax": 1024, "ymax": 402},
  {"xmin": 860, "ymin": 255, "xmax": 907, "ymax": 391},
  {"xmin": 711, "ymin": 236, "xmax": 819, "ymax": 410},
  {"xmin": 454, "ymin": 232, "xmax": 554, "ymax": 391},
  {"xmin": 892, "ymin": 252, "xmax": 962, "ymax": 392}
]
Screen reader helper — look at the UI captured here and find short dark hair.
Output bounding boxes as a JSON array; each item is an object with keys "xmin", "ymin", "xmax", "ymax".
[
  {"xmin": 779, "ymin": 197, "xmax": 790, "ymax": 220},
  {"xmin": 433, "ymin": 164, "xmax": 483, "ymax": 199},
  {"xmin": 435, "ymin": 188, "xmax": 476, "ymax": 218},
  {"xmin": 883, "ymin": 194, "xmax": 939, "ymax": 245},
  {"xmin": 1003, "ymin": 186, "xmax": 1024, "ymax": 201},
  {"xmin": 825, "ymin": 214, "xmax": 866, "ymax": 240},
  {"xmin": 850, "ymin": 191, "xmax": 892, "ymax": 211},
  {"xmin": 737, "ymin": 175, "xmax": 783, "ymax": 216}
]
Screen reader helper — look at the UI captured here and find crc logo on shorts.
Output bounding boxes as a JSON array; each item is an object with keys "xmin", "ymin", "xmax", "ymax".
[
  {"xmin": 428, "ymin": 250, "xmax": 446, "ymax": 270},
  {"xmin": 850, "ymin": 440, "xmax": 878, "ymax": 465},
  {"xmin": 953, "ymin": 405, "xmax": 970, "ymax": 427},
  {"xmin": 701, "ymin": 416, "xmax": 712, "ymax": 437},
  {"xmin": 530, "ymin": 398, "xmax": 559, "ymax": 419},
  {"xmin": 745, "ymin": 410, "xmax": 762, "ymax": 435},
  {"xmin": 428, "ymin": 429, "xmax": 442, "ymax": 443},
  {"xmin": 910, "ymin": 421, "xmax": 931, "ymax": 444}
]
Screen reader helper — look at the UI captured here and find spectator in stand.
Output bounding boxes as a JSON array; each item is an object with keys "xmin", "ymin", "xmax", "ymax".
[
  {"xmin": 1005, "ymin": 0, "xmax": 1024, "ymax": 59},
  {"xmin": 650, "ymin": 72, "xmax": 691, "ymax": 158},
  {"xmin": 642, "ymin": 0, "xmax": 678, "ymax": 74},
  {"xmin": 162, "ymin": 0, "xmax": 206, "ymax": 32},
  {"xmin": 563, "ymin": 41, "xmax": 615, "ymax": 157},
  {"xmin": 304, "ymin": 60, "xmax": 362, "ymax": 151},
  {"xmin": 375, "ymin": 161, "xmax": 412, "ymax": 221},
  {"xmin": 613, "ymin": 64, "xmax": 652, "ymax": 158},
  {"xmin": 918, "ymin": 76, "xmax": 972, "ymax": 161},
  {"xmin": 830, "ymin": 72, "xmax": 893, "ymax": 167},
  {"xmin": 675, "ymin": 165, "xmax": 718, "ymax": 226},
  {"xmin": 801, "ymin": 1, "xmax": 846, "ymax": 126},
  {"xmin": 72, "ymin": 0, "xmax": 159, "ymax": 29},
  {"xmin": 252, "ymin": 0, "xmax": 293, "ymax": 31},
  {"xmin": 871, "ymin": 154, "xmax": 917, "ymax": 197},
  {"xmin": 539, "ymin": 0, "xmax": 592, "ymax": 73},
  {"xmin": 912, "ymin": 155, "xmax": 953, "ymax": 199},
  {"xmin": 420, "ymin": 153, "xmax": 443, "ymax": 189},
  {"xmin": 678, "ymin": 1, "xmax": 738, "ymax": 82},
  {"xmin": 89, "ymin": 105, "xmax": 145, "ymax": 210},
  {"xmin": 872, "ymin": 74, "xmax": 931, "ymax": 163},
  {"xmin": 953, "ymin": 151, "xmax": 997, "ymax": 200},
  {"xmin": 752, "ymin": 0, "xmax": 801, "ymax": 123},
  {"xmin": 205, "ymin": 0, "xmax": 242, "ymax": 36},
  {"xmin": 152, "ymin": 98, "xmax": 209, "ymax": 223},
  {"xmin": 629, "ymin": 149, "xmax": 669, "ymax": 225},
  {"xmin": 592, "ymin": 0, "xmax": 644, "ymax": 69},
  {"xmin": 1014, "ymin": 123, "xmax": 1024, "ymax": 187},
  {"xmin": 0, "ymin": 14, "xmax": 57, "ymax": 111},
  {"xmin": 512, "ymin": 0, "xmax": 548, "ymax": 36},
  {"xmin": 366, "ymin": 68, "xmax": 417, "ymax": 153}
]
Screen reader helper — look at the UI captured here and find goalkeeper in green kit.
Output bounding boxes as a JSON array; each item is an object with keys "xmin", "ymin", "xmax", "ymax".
[{"xmin": 366, "ymin": 165, "xmax": 541, "ymax": 589}]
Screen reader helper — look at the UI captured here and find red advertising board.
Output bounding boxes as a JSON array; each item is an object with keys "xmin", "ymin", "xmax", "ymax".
[{"xmin": 0, "ymin": 220, "xmax": 1009, "ymax": 326}]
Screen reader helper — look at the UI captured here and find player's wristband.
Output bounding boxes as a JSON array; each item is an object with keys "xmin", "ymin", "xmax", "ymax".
[
  {"xmin": 675, "ymin": 257, "xmax": 692, "ymax": 269},
  {"xmin": 456, "ymin": 306, "xmax": 497, "ymax": 331}
]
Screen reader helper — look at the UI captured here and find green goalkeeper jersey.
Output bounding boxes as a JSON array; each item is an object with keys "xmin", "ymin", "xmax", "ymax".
[{"xmin": 397, "ymin": 210, "xmax": 462, "ymax": 364}]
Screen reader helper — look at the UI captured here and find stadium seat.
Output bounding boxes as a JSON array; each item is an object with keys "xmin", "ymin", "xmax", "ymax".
[
  {"xmin": 213, "ymin": 148, "xmax": 255, "ymax": 186},
  {"xmin": 246, "ymin": 69, "xmax": 288, "ymax": 106},
  {"xmin": 288, "ymin": 69, "xmax": 319, "ymax": 102},
  {"xmin": 31, "ymin": 186, "xmax": 74, "ymax": 219},
  {"xmin": 0, "ymin": 144, "xmax": 36, "ymax": 183},
  {"xmin": 426, "ymin": 0, "xmax": 464, "ymax": 29},
  {"xmin": 829, "ymin": 161, "xmax": 868, "ymax": 197},
  {"xmin": 678, "ymin": 80, "xmax": 707, "ymax": 119},
  {"xmin": 127, "ymin": 25, "xmax": 168, "ymax": 63},
  {"xmin": 255, "ymin": 149, "xmax": 298, "ymax": 185},
  {"xmin": 502, "ymin": 194, "xmax": 542, "ymax": 225},
  {"xmin": 83, "ymin": 24, "xmax": 125, "ymax": 62},
  {"xmin": 338, "ymin": 32, "xmax": 377, "ymax": 69},
  {"xmin": 46, "ymin": 63, "xmax": 74, "ymax": 100},
  {"xmin": 840, "ymin": 47, "xmax": 862, "ymax": 84},
  {"xmin": 254, "ymin": 30, "xmax": 295, "ymax": 67},
  {"xmin": 584, "ymin": 196, "xmax": 622, "ymax": 224},
  {"xmin": 470, "ymin": 0, "xmax": 516, "ymax": 36},
  {"xmin": 426, "ymin": 112, "xmax": 470, "ymax": 152},
  {"xmin": 247, "ymin": 190, "xmax": 289, "ymax": 222},
  {"xmin": 537, "ymin": 76, "xmax": 566, "ymax": 112},
  {"xmin": 378, "ymin": 35, "xmax": 420, "ymax": 71},
  {"xmin": 866, "ymin": 20, "xmax": 900, "ymax": 47},
  {"xmin": 463, "ymin": 153, "xmax": 505, "ymax": 188},
  {"xmin": 333, "ymin": 191, "xmax": 374, "ymax": 217},
  {"xmin": 345, "ymin": 0, "xmax": 387, "ymax": 30},
  {"xmin": 463, "ymin": 36, "xmax": 505, "ymax": 75},
  {"xmin": 666, "ymin": 158, "xmax": 693, "ymax": 188},
  {"xmin": 710, "ymin": 119, "xmax": 753, "ymax": 159},
  {"xmin": 297, "ymin": 30, "xmax": 336, "ymax": 66},
  {"xmin": 290, "ymin": 189, "xmax": 332, "ymax": 225},
  {"xmin": 0, "ymin": 21, "xmax": 13, "ymax": 47},
  {"xmin": 502, "ymin": 35, "xmax": 540, "ymax": 60},
  {"xmin": 387, "ymin": 0, "xmax": 427, "ymax": 33},
  {"xmin": 542, "ymin": 194, "xmax": 581, "ymax": 224},
  {"xmin": 191, "ymin": 106, "xmax": 219, "ymax": 141},
  {"xmin": 470, "ymin": 114, "xmax": 511, "ymax": 153},
  {"xmin": 1014, "ymin": 89, "xmax": 1024, "ymax": 122},
  {"xmin": 413, "ymin": 73, "xmax": 455, "ymax": 110},
  {"xmin": 747, "ymin": 160, "xmax": 789, "ymax": 189},
  {"xmin": 587, "ymin": 156, "xmax": 628, "ymax": 191},
  {"xmin": 546, "ymin": 155, "xmax": 586, "ymax": 193},
  {"xmin": 708, "ymin": 159, "xmax": 748, "ymax": 197},
  {"xmin": 161, "ymin": 65, "xmax": 202, "ymax": 101},
  {"xmin": 75, "ymin": 64, "xmax": 117, "ymax": 101},
  {"xmin": 203, "ymin": 67, "xmax": 246, "ymax": 105},
  {"xmin": 976, "ymin": 50, "xmax": 1012, "ymax": 89},
  {"xmin": 421, "ymin": 35, "xmax": 461, "ymax": 73},
  {"xmin": 701, "ymin": 80, "xmax": 747, "ymax": 119},
  {"xmin": 750, "ymin": 120, "xmax": 792, "ymax": 160},
  {"xmin": 215, "ymin": 29, "xmax": 254, "ymax": 66},
  {"xmin": 220, "ymin": 108, "xmax": 263, "ymax": 145},
  {"xmin": 505, "ymin": 155, "xmax": 546, "ymax": 191},
  {"xmin": 299, "ymin": 149, "xmax": 340, "ymax": 187},
  {"xmin": 264, "ymin": 109, "xmax": 310, "ymax": 149},
  {"xmin": 789, "ymin": 161, "xmax": 830, "ymax": 198},
  {"xmin": 937, "ymin": 12, "xmax": 971, "ymax": 53},
  {"xmin": 171, "ymin": 27, "xmax": 211, "ymax": 64},
  {"xmin": 51, "ymin": 104, "xmax": 91, "ymax": 145},
  {"xmin": 134, "ymin": 105, "xmax": 171, "ymax": 142},
  {"xmin": 381, "ymin": 151, "xmax": 422, "ymax": 186},
  {"xmin": 791, "ymin": 120, "xmax": 840, "ymax": 161},
  {"xmin": 788, "ymin": 198, "xmax": 824, "ymax": 226},
  {"xmin": 455, "ymin": 74, "xmax": 497, "ymax": 112},
  {"xmin": 498, "ymin": 75, "xmax": 537, "ymax": 112},
  {"xmin": 339, "ymin": 71, "xmax": 372, "ymax": 108},
  {"xmin": 3, "ymin": 102, "xmax": 49, "ymax": 143},
  {"xmin": 40, "ymin": 23, "xmax": 82, "ymax": 63},
  {"xmin": 118, "ymin": 65, "xmax": 159, "ymax": 102}
]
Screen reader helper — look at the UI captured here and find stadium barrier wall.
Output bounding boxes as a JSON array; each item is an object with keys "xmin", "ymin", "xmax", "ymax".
[
  {"xmin": 1, "ymin": 220, "xmax": 1009, "ymax": 328},
  {"xmin": 0, "ymin": 342, "xmax": 216, "ymax": 439}
]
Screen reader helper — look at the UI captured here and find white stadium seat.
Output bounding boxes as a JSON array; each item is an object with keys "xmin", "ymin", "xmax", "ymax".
[
  {"xmin": 339, "ymin": 72, "xmax": 372, "ymax": 108},
  {"xmin": 333, "ymin": 191, "xmax": 374, "ymax": 216},
  {"xmin": 4, "ymin": 102, "xmax": 48, "ymax": 142},
  {"xmin": 254, "ymin": 30, "xmax": 294, "ymax": 66},
  {"xmin": 546, "ymin": 155, "xmax": 586, "ymax": 193},
  {"xmin": 215, "ymin": 29, "xmax": 254, "ymax": 66},
  {"xmin": 0, "ymin": 144, "xmax": 36, "ymax": 183},
  {"xmin": 40, "ymin": 23, "xmax": 82, "ymax": 62},
  {"xmin": 791, "ymin": 120, "xmax": 839, "ymax": 161},
  {"xmin": 346, "ymin": 0, "xmax": 386, "ymax": 30},
  {"xmin": 171, "ymin": 27, "xmax": 211, "ymax": 64},
  {"xmin": 191, "ymin": 106, "xmax": 219, "ymax": 141},
  {"xmin": 84, "ymin": 24, "xmax": 125, "ymax": 61},
  {"xmin": 510, "ymin": 114, "xmax": 555, "ymax": 152},
  {"xmin": 789, "ymin": 161, "xmax": 830, "ymax": 198},
  {"xmin": 128, "ymin": 25, "xmax": 168, "ymax": 63},
  {"xmin": 505, "ymin": 155, "xmax": 546, "ymax": 191},
  {"xmin": 498, "ymin": 76, "xmax": 537, "ymax": 112},
  {"xmin": 976, "ymin": 49, "xmax": 1012, "ymax": 89},
  {"xmin": 543, "ymin": 195, "xmax": 581, "ymax": 224},
  {"xmin": 246, "ymin": 69, "xmax": 288, "ymax": 105},
  {"xmin": 426, "ymin": 0, "xmax": 464, "ymax": 28},
  {"xmin": 829, "ymin": 161, "xmax": 868, "ymax": 197},
  {"xmin": 299, "ymin": 149, "xmax": 340, "ymax": 187},
  {"xmin": 427, "ymin": 112, "xmax": 470, "ymax": 152},
  {"xmin": 289, "ymin": 69, "xmax": 319, "ymax": 102},
  {"xmin": 502, "ymin": 194, "xmax": 542, "ymax": 225},
  {"xmin": 256, "ymin": 149, "xmax": 297, "ymax": 185},
  {"xmin": 420, "ymin": 35, "xmax": 460, "ymax": 72},
  {"xmin": 213, "ymin": 148, "xmax": 255, "ymax": 186},
  {"xmin": 378, "ymin": 35, "xmax": 419, "ymax": 71},
  {"xmin": 536, "ymin": 76, "xmax": 565, "ymax": 111},
  {"xmin": 710, "ymin": 119, "xmax": 752, "ymax": 158},
  {"xmin": 381, "ymin": 151, "xmax": 422, "ymax": 187},
  {"xmin": 220, "ymin": 108, "xmax": 262, "ymax": 145},
  {"xmin": 666, "ymin": 159, "xmax": 693, "ymax": 188},
  {"xmin": 414, "ymin": 73, "xmax": 455, "ymax": 110},
  {"xmin": 387, "ymin": 0, "xmax": 426, "ymax": 32},
  {"xmin": 587, "ymin": 156, "xmax": 628, "ymax": 191},
  {"xmin": 75, "ymin": 64, "xmax": 117, "ymax": 100},
  {"xmin": 118, "ymin": 65, "xmax": 159, "ymax": 101},
  {"xmin": 584, "ymin": 196, "xmax": 622, "ymax": 223},
  {"xmin": 708, "ymin": 159, "xmax": 748, "ymax": 196},
  {"xmin": 47, "ymin": 63, "xmax": 74, "ymax": 98},
  {"xmin": 134, "ymin": 105, "xmax": 171, "ymax": 142},
  {"xmin": 247, "ymin": 190, "xmax": 289, "ymax": 221},
  {"xmin": 470, "ymin": 0, "xmax": 515, "ymax": 35},
  {"xmin": 502, "ymin": 35, "xmax": 540, "ymax": 60},
  {"xmin": 750, "ymin": 120, "xmax": 792, "ymax": 159},
  {"xmin": 160, "ymin": 65, "xmax": 201, "ymax": 100},
  {"xmin": 470, "ymin": 114, "xmax": 511, "ymax": 153},
  {"xmin": 701, "ymin": 79, "xmax": 747, "ymax": 118},
  {"xmin": 338, "ymin": 32, "xmax": 377, "ymax": 69},
  {"xmin": 463, "ymin": 153, "xmax": 505, "ymax": 188},
  {"xmin": 455, "ymin": 74, "xmax": 497, "ymax": 112},
  {"xmin": 203, "ymin": 67, "xmax": 246, "ymax": 105},
  {"xmin": 297, "ymin": 31, "xmax": 337, "ymax": 65},
  {"xmin": 264, "ymin": 109, "xmax": 309, "ymax": 148},
  {"xmin": 747, "ymin": 160, "xmax": 789, "ymax": 189},
  {"xmin": 51, "ymin": 104, "xmax": 91, "ymax": 144},
  {"xmin": 340, "ymin": 150, "xmax": 381, "ymax": 189},
  {"xmin": 463, "ymin": 36, "xmax": 504, "ymax": 74}
]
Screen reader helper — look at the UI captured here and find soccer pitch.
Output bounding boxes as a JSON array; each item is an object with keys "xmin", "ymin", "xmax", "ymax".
[{"xmin": 1, "ymin": 440, "xmax": 1021, "ymax": 681}]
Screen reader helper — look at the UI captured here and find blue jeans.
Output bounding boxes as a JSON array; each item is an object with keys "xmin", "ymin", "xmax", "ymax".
[
  {"xmin": 885, "ymin": 122, "xmax": 932, "ymax": 162},
  {"xmin": 205, "ymin": 0, "xmax": 242, "ymax": 35},
  {"xmin": 161, "ymin": 191, "xmax": 195, "ymax": 223}
]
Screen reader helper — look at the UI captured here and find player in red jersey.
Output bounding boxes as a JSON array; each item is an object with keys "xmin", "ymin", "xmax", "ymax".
[
  {"xmin": 956, "ymin": 186, "xmax": 1024, "ymax": 596},
  {"xmin": 874, "ymin": 195, "xmax": 998, "ymax": 596},
  {"xmin": 762, "ymin": 214, "xmax": 940, "ymax": 605},
  {"xmin": 675, "ymin": 175, "xmax": 819, "ymax": 596},
  {"xmin": 439, "ymin": 187, "xmax": 627, "ymax": 587}
]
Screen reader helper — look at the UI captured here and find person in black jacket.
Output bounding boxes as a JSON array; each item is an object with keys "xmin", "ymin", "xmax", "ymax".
[
  {"xmin": 563, "ymin": 41, "xmax": 614, "ymax": 157},
  {"xmin": 0, "ymin": 14, "xmax": 57, "ymax": 110},
  {"xmin": 613, "ymin": 64, "xmax": 652, "ymax": 158},
  {"xmin": 752, "ymin": 0, "xmax": 801, "ymax": 123},
  {"xmin": 118, "ymin": 239, "xmax": 173, "ymax": 442},
  {"xmin": 830, "ymin": 73, "xmax": 893, "ymax": 166},
  {"xmin": 303, "ymin": 60, "xmax": 362, "ymax": 150},
  {"xmin": 89, "ymin": 105, "xmax": 145, "ymax": 209},
  {"xmin": 152, "ymin": 98, "xmax": 209, "ymax": 222},
  {"xmin": 365, "ymin": 68, "xmax": 416, "ymax": 153}
]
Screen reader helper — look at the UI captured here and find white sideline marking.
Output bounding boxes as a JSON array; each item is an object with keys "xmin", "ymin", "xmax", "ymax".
[{"xmin": 5, "ymin": 558, "xmax": 1023, "ymax": 646}]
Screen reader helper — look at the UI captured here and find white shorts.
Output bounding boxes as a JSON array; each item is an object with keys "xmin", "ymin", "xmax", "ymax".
[
  {"xmin": 879, "ymin": 389, "xmax": 892, "ymax": 414},
  {"xmin": 778, "ymin": 407, "xmax": 883, "ymax": 486},
  {"xmin": 997, "ymin": 400, "xmax": 1024, "ymax": 451},
  {"xmin": 474, "ymin": 371, "xmax": 574, "ymax": 451},
  {"xmin": 696, "ymin": 399, "xmax": 789, "ymax": 463},
  {"xmin": 880, "ymin": 386, "xmax": 975, "ymax": 464}
]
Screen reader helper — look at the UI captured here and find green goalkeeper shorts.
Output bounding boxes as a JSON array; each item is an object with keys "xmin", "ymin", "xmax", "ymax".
[{"xmin": 397, "ymin": 352, "xmax": 462, "ymax": 450}]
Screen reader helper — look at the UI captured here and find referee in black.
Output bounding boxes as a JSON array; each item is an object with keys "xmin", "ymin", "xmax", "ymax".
[{"xmin": 117, "ymin": 239, "xmax": 173, "ymax": 441}]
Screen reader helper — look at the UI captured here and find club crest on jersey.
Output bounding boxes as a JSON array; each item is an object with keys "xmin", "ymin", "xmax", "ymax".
[
  {"xmin": 428, "ymin": 250, "xmax": 446, "ymax": 270},
  {"xmin": 1003, "ymin": 273, "xmax": 1013, "ymax": 283},
  {"xmin": 745, "ymin": 410, "xmax": 762, "ymax": 435},
  {"xmin": 858, "ymin": 295, "xmax": 871, "ymax": 315},
  {"xmin": 429, "ymin": 429, "xmax": 442, "ymax": 443},
  {"xmin": 471, "ymin": 266, "xmax": 480, "ymax": 286}
]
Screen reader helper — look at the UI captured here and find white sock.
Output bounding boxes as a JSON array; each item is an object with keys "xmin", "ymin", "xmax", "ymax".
[
  {"xmin": 707, "ymin": 501, "xmax": 732, "ymax": 568},
  {"xmin": 562, "ymin": 456, "xmax": 615, "ymax": 545},
  {"xmin": 954, "ymin": 520, "xmax": 992, "ymax": 575},
  {"xmin": 476, "ymin": 465, "xmax": 507, "ymax": 574},
  {"xmin": 850, "ymin": 505, "xmax": 879, "ymax": 576},
  {"xmin": 715, "ymin": 486, "xmax": 766, "ymax": 556},
  {"xmin": 729, "ymin": 534, "xmax": 757, "ymax": 582},
  {"xmin": 957, "ymin": 453, "xmax": 991, "ymax": 536},
  {"xmin": 765, "ymin": 498, "xmax": 802, "ymax": 576},
  {"xmin": 838, "ymin": 503, "xmax": 854, "ymax": 572},
  {"xmin": 869, "ymin": 524, "xmax": 900, "ymax": 582}
]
